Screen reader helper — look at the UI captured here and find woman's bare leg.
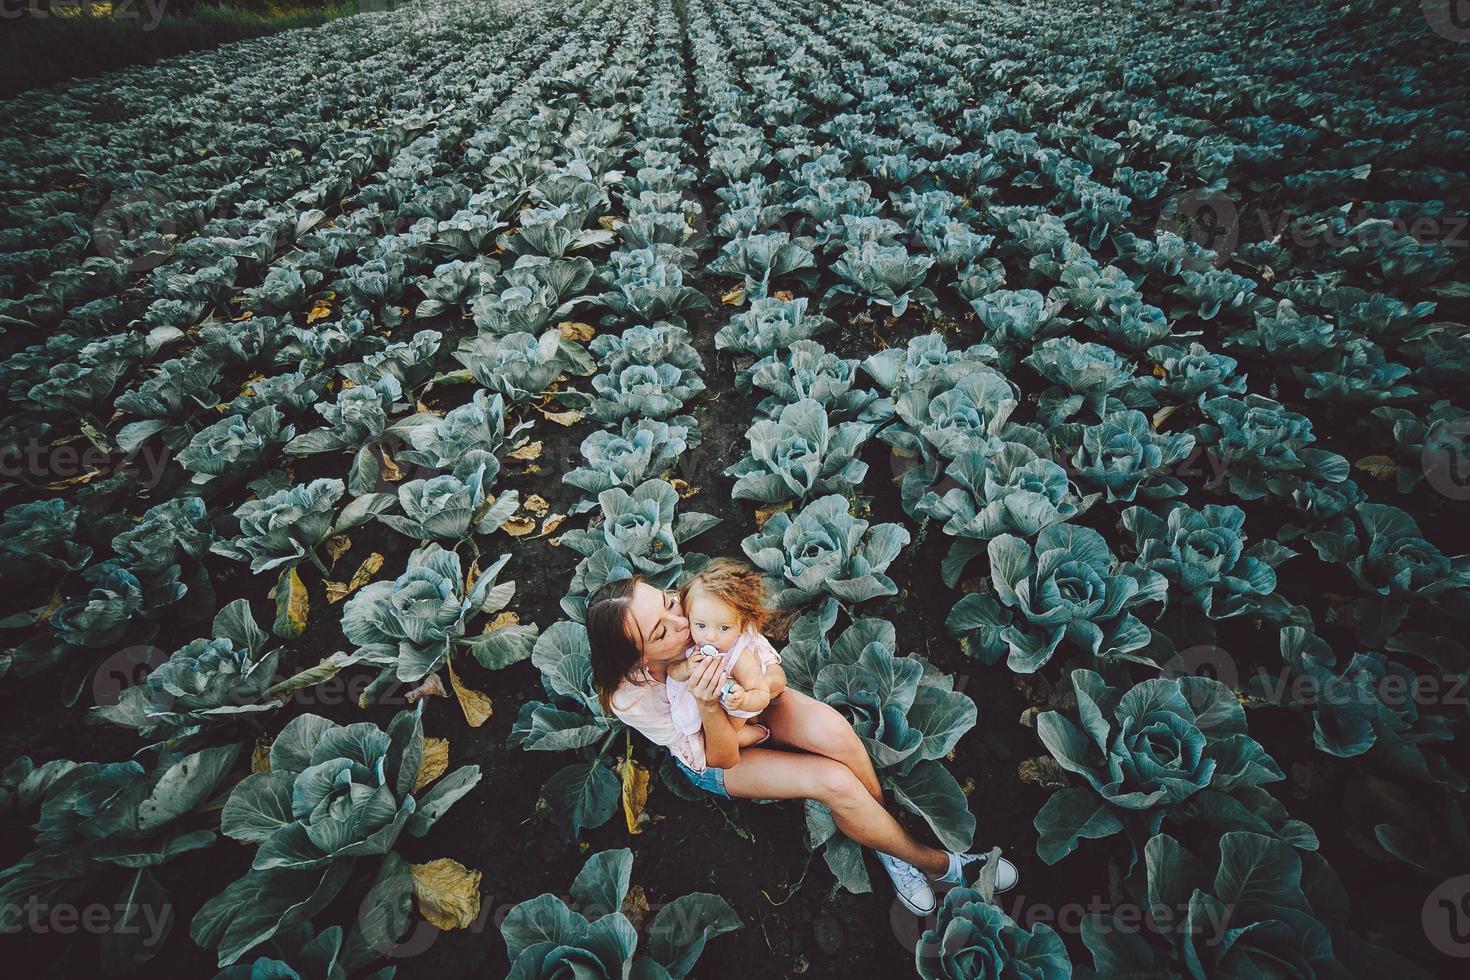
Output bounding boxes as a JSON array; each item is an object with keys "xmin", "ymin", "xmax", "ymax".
[
  {"xmin": 719, "ymin": 747, "xmax": 948, "ymax": 876},
  {"xmin": 760, "ymin": 689, "xmax": 884, "ymax": 802}
]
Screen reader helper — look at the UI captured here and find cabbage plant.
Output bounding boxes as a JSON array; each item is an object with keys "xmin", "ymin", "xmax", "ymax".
[
  {"xmin": 0, "ymin": 498, "xmax": 93, "ymax": 578},
  {"xmin": 375, "ymin": 463, "xmax": 520, "ymax": 545},
  {"xmin": 1306, "ymin": 502, "xmax": 1470, "ymax": 645},
  {"xmin": 194, "ymin": 706, "xmax": 479, "ymax": 967},
  {"xmin": 559, "ymin": 480, "xmax": 720, "ymax": 620},
  {"xmin": 178, "ymin": 406, "xmax": 295, "ymax": 486},
  {"xmin": 917, "ymin": 443, "xmax": 1096, "ymax": 587},
  {"xmin": 916, "ymin": 883, "xmax": 1070, "ymax": 980},
  {"xmin": 564, "ymin": 419, "xmax": 700, "ymax": 513},
  {"xmin": 1247, "ymin": 627, "xmax": 1463, "ymax": 792},
  {"xmin": 509, "ymin": 622, "xmax": 627, "ymax": 839},
  {"xmin": 1122, "ymin": 503, "xmax": 1281, "ymax": 619},
  {"xmin": 1023, "ymin": 337, "xmax": 1139, "ymax": 426},
  {"xmin": 387, "ymin": 388, "xmax": 521, "ymax": 482},
  {"xmin": 714, "ymin": 296, "xmax": 837, "ymax": 361},
  {"xmin": 212, "ymin": 478, "xmax": 344, "ymax": 574},
  {"xmin": 89, "ymin": 599, "xmax": 277, "ymax": 749},
  {"xmin": 946, "ymin": 525, "xmax": 1166, "ymax": 672},
  {"xmin": 1081, "ymin": 832, "xmax": 1350, "ymax": 979},
  {"xmin": 742, "ymin": 494, "xmax": 909, "ymax": 623},
  {"xmin": 453, "ymin": 329, "xmax": 596, "ymax": 404},
  {"xmin": 341, "ymin": 544, "xmax": 537, "ymax": 692},
  {"xmin": 824, "ymin": 240, "xmax": 936, "ymax": 317},
  {"xmin": 726, "ymin": 399, "xmax": 873, "ymax": 504},
  {"xmin": 500, "ymin": 848, "xmax": 739, "ymax": 979},
  {"xmin": 1035, "ymin": 669, "xmax": 1290, "ymax": 865},
  {"xmin": 708, "ymin": 231, "xmax": 818, "ymax": 298},
  {"xmin": 1140, "ymin": 341, "xmax": 1246, "ymax": 400},
  {"xmin": 1065, "ymin": 410, "xmax": 1196, "ymax": 502},
  {"xmin": 746, "ymin": 340, "xmax": 891, "ymax": 423},
  {"xmin": 0, "ymin": 744, "xmax": 240, "ymax": 973},
  {"xmin": 1194, "ymin": 394, "xmax": 1351, "ymax": 502}
]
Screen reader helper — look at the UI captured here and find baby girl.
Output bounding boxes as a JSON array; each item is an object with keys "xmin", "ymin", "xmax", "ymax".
[{"xmin": 666, "ymin": 558, "xmax": 787, "ymax": 747}]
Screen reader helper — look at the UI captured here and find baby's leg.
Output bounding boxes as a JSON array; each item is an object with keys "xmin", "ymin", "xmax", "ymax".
[{"xmin": 736, "ymin": 718, "xmax": 770, "ymax": 747}]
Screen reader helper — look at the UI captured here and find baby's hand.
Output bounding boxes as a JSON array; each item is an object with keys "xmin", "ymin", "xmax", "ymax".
[{"xmin": 720, "ymin": 681, "xmax": 747, "ymax": 712}]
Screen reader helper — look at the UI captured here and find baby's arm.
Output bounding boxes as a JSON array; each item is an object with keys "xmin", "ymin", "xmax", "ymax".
[{"xmin": 725, "ymin": 653, "xmax": 773, "ymax": 714}]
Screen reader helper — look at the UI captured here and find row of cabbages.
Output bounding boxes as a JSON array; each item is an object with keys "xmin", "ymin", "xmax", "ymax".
[
  {"xmin": 501, "ymin": 10, "xmax": 749, "ymax": 976},
  {"xmin": 0, "ymin": 2, "xmax": 690, "ymax": 976},
  {"xmin": 511, "ymin": 8, "xmax": 725, "ymax": 848}
]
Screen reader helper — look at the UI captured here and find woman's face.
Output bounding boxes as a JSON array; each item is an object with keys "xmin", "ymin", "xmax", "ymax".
[{"xmin": 625, "ymin": 581, "xmax": 690, "ymax": 666}]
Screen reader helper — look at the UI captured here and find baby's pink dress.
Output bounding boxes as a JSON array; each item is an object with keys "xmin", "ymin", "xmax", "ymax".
[{"xmin": 667, "ymin": 628, "xmax": 782, "ymax": 736}]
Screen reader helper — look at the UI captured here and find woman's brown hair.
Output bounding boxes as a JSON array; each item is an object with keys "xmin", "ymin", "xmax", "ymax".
[{"xmin": 586, "ymin": 576, "xmax": 644, "ymax": 715}]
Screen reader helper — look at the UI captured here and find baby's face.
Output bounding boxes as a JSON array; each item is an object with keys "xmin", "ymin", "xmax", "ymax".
[{"xmin": 686, "ymin": 590, "xmax": 741, "ymax": 653}]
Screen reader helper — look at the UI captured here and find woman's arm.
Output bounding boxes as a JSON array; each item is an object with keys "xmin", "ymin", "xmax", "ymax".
[{"xmin": 687, "ymin": 654, "xmax": 741, "ymax": 768}]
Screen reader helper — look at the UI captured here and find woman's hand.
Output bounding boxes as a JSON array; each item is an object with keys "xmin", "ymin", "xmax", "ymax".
[{"xmin": 685, "ymin": 652, "xmax": 729, "ymax": 711}]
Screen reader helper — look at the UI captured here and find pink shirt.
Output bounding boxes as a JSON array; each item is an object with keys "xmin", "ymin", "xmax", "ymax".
[
  {"xmin": 609, "ymin": 674, "xmax": 710, "ymax": 772},
  {"xmin": 608, "ymin": 629, "xmax": 783, "ymax": 773}
]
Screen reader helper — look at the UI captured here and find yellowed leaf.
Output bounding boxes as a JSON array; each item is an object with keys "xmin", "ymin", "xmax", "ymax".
[
  {"xmin": 1355, "ymin": 455, "xmax": 1398, "ymax": 480},
  {"xmin": 447, "ymin": 658, "xmax": 493, "ymax": 727},
  {"xmin": 720, "ymin": 285, "xmax": 746, "ymax": 306},
  {"xmin": 539, "ymin": 407, "xmax": 583, "ymax": 426},
  {"xmin": 598, "ymin": 215, "xmax": 621, "ymax": 232},
  {"xmin": 414, "ymin": 738, "xmax": 450, "ymax": 794},
  {"xmin": 272, "ymin": 567, "xmax": 310, "ymax": 638},
  {"xmin": 405, "ymin": 672, "xmax": 448, "ymax": 705},
  {"xmin": 524, "ymin": 494, "xmax": 549, "ymax": 516},
  {"xmin": 502, "ymin": 516, "xmax": 537, "ymax": 537},
  {"xmin": 43, "ymin": 468, "xmax": 103, "ymax": 489},
  {"xmin": 1152, "ymin": 363, "xmax": 1167, "ymax": 378},
  {"xmin": 622, "ymin": 884, "xmax": 650, "ymax": 928},
  {"xmin": 324, "ymin": 535, "xmax": 352, "ymax": 567},
  {"xmin": 558, "ymin": 320, "xmax": 596, "ymax": 342},
  {"xmin": 1152, "ymin": 404, "xmax": 1180, "ymax": 429},
  {"xmin": 671, "ymin": 479, "xmax": 700, "ymax": 499},
  {"xmin": 251, "ymin": 741, "xmax": 271, "ymax": 774},
  {"xmin": 507, "ymin": 440, "xmax": 543, "ymax": 462},
  {"xmin": 464, "ymin": 559, "xmax": 481, "ymax": 595},
  {"xmin": 484, "ymin": 611, "xmax": 520, "ymax": 632},
  {"xmin": 754, "ymin": 500, "xmax": 793, "ymax": 529},
  {"xmin": 325, "ymin": 553, "xmax": 383, "ymax": 604},
  {"xmin": 410, "ymin": 858, "xmax": 482, "ymax": 931},
  {"xmin": 621, "ymin": 756, "xmax": 652, "ymax": 835},
  {"xmin": 520, "ymin": 463, "xmax": 544, "ymax": 475},
  {"xmin": 306, "ymin": 299, "xmax": 333, "ymax": 324},
  {"xmin": 538, "ymin": 514, "xmax": 566, "ymax": 538},
  {"xmin": 773, "ymin": 289, "xmax": 795, "ymax": 301},
  {"xmin": 37, "ymin": 591, "xmax": 63, "ymax": 624},
  {"xmin": 380, "ymin": 450, "xmax": 403, "ymax": 482}
]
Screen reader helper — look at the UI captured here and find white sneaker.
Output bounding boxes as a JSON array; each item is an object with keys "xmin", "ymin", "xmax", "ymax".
[
  {"xmin": 876, "ymin": 852, "xmax": 937, "ymax": 915},
  {"xmin": 939, "ymin": 851, "xmax": 1019, "ymax": 892}
]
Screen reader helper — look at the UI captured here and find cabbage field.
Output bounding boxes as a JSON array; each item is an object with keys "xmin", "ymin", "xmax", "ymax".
[{"xmin": 1, "ymin": 0, "xmax": 1468, "ymax": 976}]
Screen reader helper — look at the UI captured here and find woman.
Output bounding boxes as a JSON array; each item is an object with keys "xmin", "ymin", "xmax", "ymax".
[{"xmin": 587, "ymin": 576, "xmax": 1018, "ymax": 916}]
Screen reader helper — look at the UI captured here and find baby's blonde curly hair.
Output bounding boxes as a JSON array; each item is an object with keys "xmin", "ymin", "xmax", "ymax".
[{"xmin": 678, "ymin": 558, "xmax": 775, "ymax": 636}]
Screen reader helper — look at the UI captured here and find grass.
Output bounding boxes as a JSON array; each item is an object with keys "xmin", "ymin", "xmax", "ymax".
[{"xmin": 0, "ymin": 2, "xmax": 358, "ymax": 98}]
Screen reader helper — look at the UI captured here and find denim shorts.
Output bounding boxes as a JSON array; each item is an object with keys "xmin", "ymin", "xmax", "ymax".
[{"xmin": 675, "ymin": 758, "xmax": 729, "ymax": 798}]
